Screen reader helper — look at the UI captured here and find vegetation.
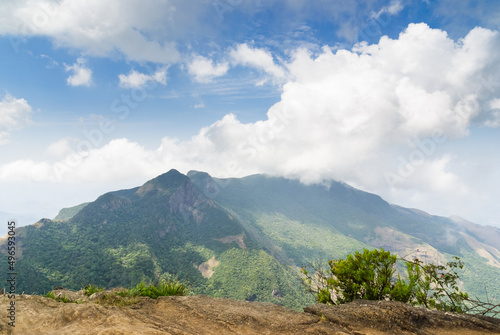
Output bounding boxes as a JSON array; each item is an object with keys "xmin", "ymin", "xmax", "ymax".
[
  {"xmin": 6, "ymin": 171, "xmax": 316, "ymax": 310},
  {"xmin": 201, "ymin": 248, "xmax": 314, "ymax": 309},
  {"xmin": 253, "ymin": 213, "xmax": 369, "ymax": 265},
  {"xmin": 44, "ymin": 291, "xmax": 72, "ymax": 303},
  {"xmin": 401, "ymin": 256, "xmax": 468, "ymax": 312},
  {"xmin": 304, "ymin": 248, "xmax": 400, "ymax": 305},
  {"xmin": 53, "ymin": 202, "xmax": 90, "ymax": 221},
  {"xmin": 116, "ymin": 278, "xmax": 191, "ymax": 298},
  {"xmin": 82, "ymin": 284, "xmax": 105, "ymax": 296},
  {"xmin": 43, "ymin": 278, "xmax": 189, "ymax": 306},
  {"xmin": 301, "ymin": 248, "xmax": 500, "ymax": 315}
]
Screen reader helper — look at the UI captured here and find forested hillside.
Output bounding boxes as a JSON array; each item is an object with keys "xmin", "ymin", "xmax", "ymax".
[{"xmin": 1, "ymin": 169, "xmax": 499, "ymax": 309}]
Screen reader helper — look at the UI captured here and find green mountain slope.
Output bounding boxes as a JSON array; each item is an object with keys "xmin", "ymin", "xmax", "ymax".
[
  {"xmin": 188, "ymin": 171, "xmax": 500, "ymax": 302},
  {"xmin": 2, "ymin": 170, "xmax": 313, "ymax": 309},
  {"xmin": 2, "ymin": 169, "xmax": 499, "ymax": 309},
  {"xmin": 53, "ymin": 202, "xmax": 90, "ymax": 221}
]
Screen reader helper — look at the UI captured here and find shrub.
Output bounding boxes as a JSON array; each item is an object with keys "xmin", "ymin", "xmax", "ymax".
[
  {"xmin": 82, "ymin": 284, "xmax": 105, "ymax": 296},
  {"xmin": 405, "ymin": 256, "xmax": 469, "ymax": 312},
  {"xmin": 301, "ymin": 248, "xmax": 469, "ymax": 312},
  {"xmin": 116, "ymin": 278, "xmax": 190, "ymax": 299},
  {"xmin": 44, "ymin": 291, "xmax": 71, "ymax": 303}
]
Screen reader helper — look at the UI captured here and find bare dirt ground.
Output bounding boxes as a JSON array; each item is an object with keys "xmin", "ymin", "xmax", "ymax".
[{"xmin": 1, "ymin": 293, "xmax": 499, "ymax": 335}]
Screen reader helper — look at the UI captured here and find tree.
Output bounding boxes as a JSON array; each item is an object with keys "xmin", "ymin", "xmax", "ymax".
[
  {"xmin": 301, "ymin": 248, "xmax": 471, "ymax": 313},
  {"xmin": 403, "ymin": 256, "xmax": 469, "ymax": 312}
]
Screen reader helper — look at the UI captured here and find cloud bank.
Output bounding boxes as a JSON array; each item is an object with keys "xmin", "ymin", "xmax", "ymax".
[
  {"xmin": 1, "ymin": 23, "xmax": 500, "ymax": 225},
  {"xmin": 4, "ymin": 24, "xmax": 500, "ymax": 181},
  {"xmin": 0, "ymin": 0, "xmax": 181, "ymax": 63},
  {"xmin": 0, "ymin": 0, "xmax": 409, "ymax": 64}
]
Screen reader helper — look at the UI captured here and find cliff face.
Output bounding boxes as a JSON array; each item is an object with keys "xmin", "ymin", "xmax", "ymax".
[{"xmin": 1, "ymin": 294, "xmax": 499, "ymax": 335}]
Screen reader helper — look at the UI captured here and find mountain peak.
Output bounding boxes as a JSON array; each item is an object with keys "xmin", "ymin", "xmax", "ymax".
[
  {"xmin": 157, "ymin": 168, "xmax": 185, "ymax": 180},
  {"xmin": 187, "ymin": 170, "xmax": 207, "ymax": 177},
  {"xmin": 136, "ymin": 169, "xmax": 189, "ymax": 197}
]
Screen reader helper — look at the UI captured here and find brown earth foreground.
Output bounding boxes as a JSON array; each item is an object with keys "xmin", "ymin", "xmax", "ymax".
[{"xmin": 1, "ymin": 292, "xmax": 500, "ymax": 335}]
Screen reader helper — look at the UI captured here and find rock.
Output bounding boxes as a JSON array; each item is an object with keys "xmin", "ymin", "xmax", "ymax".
[
  {"xmin": 304, "ymin": 299, "xmax": 500, "ymax": 335},
  {"xmin": 0, "ymin": 294, "xmax": 499, "ymax": 334},
  {"xmin": 51, "ymin": 289, "xmax": 84, "ymax": 302},
  {"xmin": 88, "ymin": 291, "xmax": 107, "ymax": 301}
]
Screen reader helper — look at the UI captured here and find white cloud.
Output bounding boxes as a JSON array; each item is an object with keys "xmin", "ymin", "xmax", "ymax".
[
  {"xmin": 65, "ymin": 57, "xmax": 92, "ymax": 87},
  {"xmin": 387, "ymin": 0, "xmax": 404, "ymax": 15},
  {"xmin": 0, "ymin": 93, "xmax": 33, "ymax": 145},
  {"xmin": 40, "ymin": 54, "xmax": 59, "ymax": 68},
  {"xmin": 0, "ymin": 138, "xmax": 166, "ymax": 183},
  {"xmin": 230, "ymin": 44, "xmax": 287, "ymax": 82},
  {"xmin": 485, "ymin": 98, "xmax": 500, "ymax": 127},
  {"xmin": 371, "ymin": 0, "xmax": 404, "ymax": 19},
  {"xmin": 118, "ymin": 68, "xmax": 168, "ymax": 89},
  {"xmin": 0, "ymin": 159, "xmax": 54, "ymax": 183},
  {"xmin": 187, "ymin": 55, "xmax": 229, "ymax": 83},
  {"xmin": 1, "ymin": 24, "xmax": 500, "ymax": 227},
  {"xmin": 45, "ymin": 137, "xmax": 74, "ymax": 158},
  {"xmin": 490, "ymin": 98, "xmax": 500, "ymax": 109},
  {"xmin": 0, "ymin": 0, "xmax": 182, "ymax": 63},
  {"xmin": 0, "ymin": 132, "xmax": 9, "ymax": 145}
]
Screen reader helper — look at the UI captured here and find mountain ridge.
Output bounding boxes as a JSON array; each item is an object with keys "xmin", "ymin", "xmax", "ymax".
[{"xmin": 1, "ymin": 169, "xmax": 499, "ymax": 309}]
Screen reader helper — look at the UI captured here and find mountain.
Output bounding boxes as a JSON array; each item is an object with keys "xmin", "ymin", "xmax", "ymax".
[
  {"xmin": 1, "ymin": 169, "xmax": 499, "ymax": 309},
  {"xmin": 53, "ymin": 202, "xmax": 90, "ymax": 221},
  {"xmin": 189, "ymin": 171, "xmax": 500, "ymax": 301}
]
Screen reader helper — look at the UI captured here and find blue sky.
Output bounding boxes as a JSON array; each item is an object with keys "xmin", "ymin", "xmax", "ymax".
[{"xmin": 1, "ymin": 0, "xmax": 500, "ymax": 232}]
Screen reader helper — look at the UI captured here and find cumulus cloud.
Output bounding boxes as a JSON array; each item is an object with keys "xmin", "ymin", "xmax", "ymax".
[
  {"xmin": 485, "ymin": 98, "xmax": 500, "ymax": 127},
  {"xmin": 1, "ymin": 23, "xmax": 500, "ymax": 225},
  {"xmin": 45, "ymin": 137, "xmax": 75, "ymax": 158},
  {"xmin": 118, "ymin": 68, "xmax": 167, "ymax": 88},
  {"xmin": 0, "ymin": 138, "xmax": 176, "ymax": 184},
  {"xmin": 0, "ymin": 0, "xmax": 181, "ymax": 63},
  {"xmin": 65, "ymin": 57, "xmax": 92, "ymax": 87},
  {"xmin": 0, "ymin": 159, "xmax": 55, "ymax": 183},
  {"xmin": 0, "ymin": 93, "xmax": 33, "ymax": 145},
  {"xmin": 3, "ymin": 24, "xmax": 500, "ymax": 183},
  {"xmin": 230, "ymin": 44, "xmax": 287, "ymax": 82},
  {"xmin": 187, "ymin": 55, "xmax": 229, "ymax": 83}
]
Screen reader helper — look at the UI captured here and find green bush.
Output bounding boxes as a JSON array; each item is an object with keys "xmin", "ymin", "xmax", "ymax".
[
  {"xmin": 44, "ymin": 291, "xmax": 71, "ymax": 303},
  {"xmin": 404, "ymin": 256, "xmax": 469, "ymax": 312},
  {"xmin": 301, "ymin": 248, "xmax": 469, "ymax": 312},
  {"xmin": 116, "ymin": 278, "xmax": 190, "ymax": 299},
  {"xmin": 82, "ymin": 284, "xmax": 105, "ymax": 296}
]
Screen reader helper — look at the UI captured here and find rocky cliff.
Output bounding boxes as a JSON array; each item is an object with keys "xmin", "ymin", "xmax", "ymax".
[{"xmin": 1, "ymin": 293, "xmax": 499, "ymax": 335}]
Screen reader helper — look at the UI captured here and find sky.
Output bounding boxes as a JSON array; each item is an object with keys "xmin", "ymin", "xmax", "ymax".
[{"xmin": 1, "ymin": 0, "xmax": 500, "ymax": 232}]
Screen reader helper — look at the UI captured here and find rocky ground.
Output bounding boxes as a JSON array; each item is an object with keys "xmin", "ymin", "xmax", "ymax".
[{"xmin": 1, "ymin": 291, "xmax": 500, "ymax": 334}]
